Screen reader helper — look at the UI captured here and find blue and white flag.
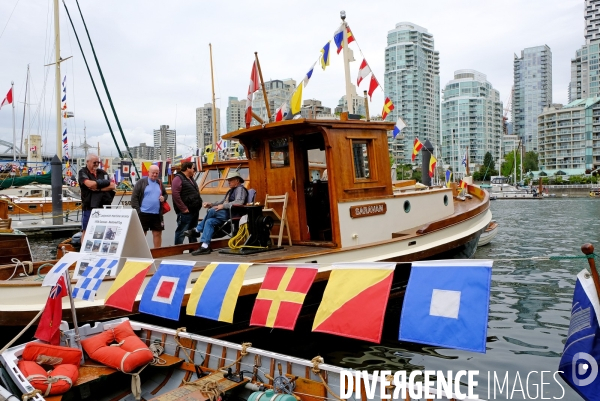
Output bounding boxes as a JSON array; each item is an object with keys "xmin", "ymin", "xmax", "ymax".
[
  {"xmin": 42, "ymin": 252, "xmax": 83, "ymax": 287},
  {"xmin": 72, "ymin": 257, "xmax": 118, "ymax": 301},
  {"xmin": 559, "ymin": 269, "xmax": 600, "ymax": 400},
  {"xmin": 392, "ymin": 118, "xmax": 407, "ymax": 139},
  {"xmin": 399, "ymin": 259, "xmax": 493, "ymax": 353},
  {"xmin": 303, "ymin": 62, "xmax": 316, "ymax": 89},
  {"xmin": 461, "ymin": 151, "xmax": 467, "ymax": 167},
  {"xmin": 333, "ymin": 24, "xmax": 344, "ymax": 54},
  {"xmin": 139, "ymin": 260, "xmax": 195, "ymax": 320}
]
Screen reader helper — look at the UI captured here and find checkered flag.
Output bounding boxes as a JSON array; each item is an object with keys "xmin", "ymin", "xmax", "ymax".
[{"xmin": 73, "ymin": 257, "xmax": 118, "ymax": 301}]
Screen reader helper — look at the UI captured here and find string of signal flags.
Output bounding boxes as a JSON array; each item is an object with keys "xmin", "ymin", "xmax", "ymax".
[{"xmin": 243, "ymin": 20, "xmax": 398, "ymax": 126}]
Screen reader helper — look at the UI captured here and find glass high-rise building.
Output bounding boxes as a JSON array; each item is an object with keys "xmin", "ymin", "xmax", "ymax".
[
  {"xmin": 252, "ymin": 79, "xmax": 296, "ymax": 124},
  {"xmin": 153, "ymin": 125, "xmax": 176, "ymax": 161},
  {"xmin": 384, "ymin": 22, "xmax": 440, "ymax": 165},
  {"xmin": 441, "ymin": 70, "xmax": 503, "ymax": 174},
  {"xmin": 226, "ymin": 97, "xmax": 245, "ymax": 133},
  {"xmin": 586, "ymin": 0, "xmax": 600, "ymax": 43},
  {"xmin": 513, "ymin": 45, "xmax": 552, "ymax": 152},
  {"xmin": 196, "ymin": 103, "xmax": 220, "ymax": 151}
]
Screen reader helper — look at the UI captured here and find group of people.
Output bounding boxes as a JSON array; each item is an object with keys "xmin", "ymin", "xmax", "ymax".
[{"xmin": 78, "ymin": 155, "xmax": 248, "ymax": 253}]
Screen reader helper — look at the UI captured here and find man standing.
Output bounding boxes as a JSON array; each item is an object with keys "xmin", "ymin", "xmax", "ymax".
[
  {"xmin": 185, "ymin": 171, "xmax": 247, "ymax": 255},
  {"xmin": 172, "ymin": 161, "xmax": 202, "ymax": 245},
  {"xmin": 78, "ymin": 153, "xmax": 116, "ymax": 237},
  {"xmin": 131, "ymin": 165, "xmax": 168, "ymax": 248}
]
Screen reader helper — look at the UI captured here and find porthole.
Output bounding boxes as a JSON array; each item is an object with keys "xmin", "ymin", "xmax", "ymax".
[
  {"xmin": 404, "ymin": 200, "xmax": 411, "ymax": 213},
  {"xmin": 444, "ymin": 195, "xmax": 448, "ymax": 206}
]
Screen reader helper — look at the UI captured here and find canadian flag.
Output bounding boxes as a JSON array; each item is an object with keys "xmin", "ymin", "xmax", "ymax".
[
  {"xmin": 0, "ymin": 87, "xmax": 13, "ymax": 110},
  {"xmin": 245, "ymin": 61, "xmax": 260, "ymax": 128},
  {"xmin": 357, "ymin": 59, "xmax": 372, "ymax": 87},
  {"xmin": 275, "ymin": 102, "xmax": 288, "ymax": 122}
]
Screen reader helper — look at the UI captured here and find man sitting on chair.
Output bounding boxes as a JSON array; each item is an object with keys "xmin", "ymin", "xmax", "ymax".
[{"xmin": 185, "ymin": 171, "xmax": 248, "ymax": 255}]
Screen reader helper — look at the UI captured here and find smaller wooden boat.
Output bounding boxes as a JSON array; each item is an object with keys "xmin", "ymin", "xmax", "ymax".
[
  {"xmin": 477, "ymin": 220, "xmax": 498, "ymax": 247},
  {"xmin": 0, "ymin": 199, "xmax": 32, "ymax": 265},
  {"xmin": 0, "ymin": 318, "xmax": 472, "ymax": 401}
]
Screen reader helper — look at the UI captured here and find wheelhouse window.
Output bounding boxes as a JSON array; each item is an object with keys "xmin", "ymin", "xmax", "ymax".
[
  {"xmin": 202, "ymin": 168, "xmax": 224, "ymax": 188},
  {"xmin": 269, "ymin": 138, "xmax": 290, "ymax": 169},
  {"xmin": 352, "ymin": 140, "xmax": 371, "ymax": 179}
]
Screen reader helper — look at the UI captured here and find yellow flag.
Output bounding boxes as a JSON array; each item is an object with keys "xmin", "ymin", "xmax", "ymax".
[
  {"xmin": 290, "ymin": 82, "xmax": 303, "ymax": 115},
  {"xmin": 206, "ymin": 152, "xmax": 215, "ymax": 165}
]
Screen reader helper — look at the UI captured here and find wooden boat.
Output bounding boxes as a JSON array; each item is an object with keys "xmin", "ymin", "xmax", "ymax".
[
  {"xmin": 0, "ymin": 317, "xmax": 473, "ymax": 400},
  {"xmin": 0, "ymin": 117, "xmax": 491, "ymax": 327},
  {"xmin": 477, "ymin": 220, "xmax": 498, "ymax": 247},
  {"xmin": 0, "ymin": 185, "xmax": 82, "ymax": 222},
  {"xmin": 0, "ymin": 199, "xmax": 32, "ymax": 265}
]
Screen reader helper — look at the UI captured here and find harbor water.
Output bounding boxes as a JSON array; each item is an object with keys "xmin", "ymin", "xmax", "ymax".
[{"xmin": 27, "ymin": 198, "xmax": 599, "ymax": 399}]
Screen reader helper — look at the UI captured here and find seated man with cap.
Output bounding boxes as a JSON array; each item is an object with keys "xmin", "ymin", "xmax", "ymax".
[{"xmin": 185, "ymin": 170, "xmax": 248, "ymax": 255}]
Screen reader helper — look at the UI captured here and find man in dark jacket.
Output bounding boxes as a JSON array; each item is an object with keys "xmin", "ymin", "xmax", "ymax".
[
  {"xmin": 172, "ymin": 161, "xmax": 202, "ymax": 245},
  {"xmin": 78, "ymin": 154, "xmax": 116, "ymax": 237},
  {"xmin": 131, "ymin": 165, "xmax": 168, "ymax": 248}
]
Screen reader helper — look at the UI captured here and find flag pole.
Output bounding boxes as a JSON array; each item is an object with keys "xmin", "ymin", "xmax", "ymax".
[
  {"xmin": 254, "ymin": 52, "xmax": 271, "ymax": 122},
  {"xmin": 466, "ymin": 145, "xmax": 470, "ymax": 176},
  {"xmin": 11, "ymin": 81, "xmax": 15, "ymax": 161},
  {"xmin": 340, "ymin": 11, "xmax": 353, "ymax": 114},
  {"xmin": 209, "ymin": 43, "xmax": 219, "ymax": 163},
  {"xmin": 62, "ymin": 268, "xmax": 84, "ymax": 363},
  {"xmin": 582, "ymin": 244, "xmax": 600, "ymax": 302}
]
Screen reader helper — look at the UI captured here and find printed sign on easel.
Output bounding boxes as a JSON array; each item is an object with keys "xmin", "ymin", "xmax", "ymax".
[{"xmin": 77, "ymin": 207, "xmax": 152, "ymax": 277}]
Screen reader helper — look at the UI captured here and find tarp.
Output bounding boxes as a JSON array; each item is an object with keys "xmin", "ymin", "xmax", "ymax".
[{"xmin": 0, "ymin": 173, "xmax": 52, "ymax": 189}]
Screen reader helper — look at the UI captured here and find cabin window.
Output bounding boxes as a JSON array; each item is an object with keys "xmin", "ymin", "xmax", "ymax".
[
  {"xmin": 269, "ymin": 138, "xmax": 290, "ymax": 169},
  {"xmin": 203, "ymin": 168, "xmax": 225, "ymax": 188},
  {"xmin": 352, "ymin": 140, "xmax": 371, "ymax": 179}
]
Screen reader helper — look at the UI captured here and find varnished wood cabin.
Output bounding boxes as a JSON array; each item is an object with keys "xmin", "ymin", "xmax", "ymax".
[{"xmin": 223, "ymin": 118, "xmax": 396, "ymax": 247}]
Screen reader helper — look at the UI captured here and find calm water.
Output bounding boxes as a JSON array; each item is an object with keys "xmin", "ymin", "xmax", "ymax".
[{"xmin": 27, "ymin": 199, "xmax": 600, "ymax": 399}]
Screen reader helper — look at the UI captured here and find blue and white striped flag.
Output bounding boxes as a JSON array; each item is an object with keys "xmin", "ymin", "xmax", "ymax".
[
  {"xmin": 392, "ymin": 118, "xmax": 407, "ymax": 139},
  {"xmin": 72, "ymin": 257, "xmax": 118, "ymax": 301},
  {"xmin": 42, "ymin": 252, "xmax": 83, "ymax": 287}
]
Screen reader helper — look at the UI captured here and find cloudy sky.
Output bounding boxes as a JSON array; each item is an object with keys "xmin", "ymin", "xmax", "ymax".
[{"xmin": 0, "ymin": 0, "xmax": 583, "ymax": 158}]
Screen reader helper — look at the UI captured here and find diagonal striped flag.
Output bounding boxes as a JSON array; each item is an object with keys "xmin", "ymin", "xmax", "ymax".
[{"xmin": 72, "ymin": 257, "xmax": 118, "ymax": 301}]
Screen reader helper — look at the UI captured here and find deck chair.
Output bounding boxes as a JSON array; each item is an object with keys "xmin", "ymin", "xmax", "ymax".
[
  {"xmin": 262, "ymin": 193, "xmax": 292, "ymax": 247},
  {"xmin": 0, "ymin": 218, "xmax": 12, "ymax": 232},
  {"xmin": 212, "ymin": 188, "xmax": 256, "ymax": 239}
]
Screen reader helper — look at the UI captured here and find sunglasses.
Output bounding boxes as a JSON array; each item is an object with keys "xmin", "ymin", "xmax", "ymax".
[{"xmin": 92, "ymin": 161, "xmax": 100, "ymax": 165}]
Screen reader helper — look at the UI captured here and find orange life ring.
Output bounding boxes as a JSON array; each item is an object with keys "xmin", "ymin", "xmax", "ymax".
[
  {"xmin": 81, "ymin": 320, "xmax": 153, "ymax": 373},
  {"xmin": 18, "ymin": 343, "xmax": 82, "ymax": 396}
]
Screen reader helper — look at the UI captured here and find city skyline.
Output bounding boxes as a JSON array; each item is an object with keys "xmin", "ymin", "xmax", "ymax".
[{"xmin": 0, "ymin": 0, "xmax": 582, "ymax": 157}]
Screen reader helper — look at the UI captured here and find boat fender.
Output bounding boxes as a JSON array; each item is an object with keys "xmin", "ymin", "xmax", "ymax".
[
  {"xmin": 247, "ymin": 389, "xmax": 297, "ymax": 401},
  {"xmin": 81, "ymin": 320, "xmax": 153, "ymax": 373}
]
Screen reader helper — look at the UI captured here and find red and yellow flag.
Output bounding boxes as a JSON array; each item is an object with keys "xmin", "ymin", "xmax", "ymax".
[
  {"xmin": 141, "ymin": 161, "xmax": 152, "ymax": 177},
  {"xmin": 459, "ymin": 180, "xmax": 468, "ymax": 189},
  {"xmin": 429, "ymin": 155, "xmax": 437, "ymax": 178},
  {"xmin": 250, "ymin": 265, "xmax": 317, "ymax": 330},
  {"xmin": 312, "ymin": 263, "xmax": 395, "ymax": 343},
  {"xmin": 105, "ymin": 259, "xmax": 153, "ymax": 312},
  {"xmin": 381, "ymin": 97, "xmax": 394, "ymax": 120},
  {"xmin": 412, "ymin": 138, "xmax": 423, "ymax": 161}
]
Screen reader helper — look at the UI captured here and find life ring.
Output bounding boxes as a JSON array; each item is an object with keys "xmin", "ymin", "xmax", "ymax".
[
  {"xmin": 81, "ymin": 320, "xmax": 153, "ymax": 373},
  {"xmin": 17, "ymin": 343, "xmax": 82, "ymax": 396}
]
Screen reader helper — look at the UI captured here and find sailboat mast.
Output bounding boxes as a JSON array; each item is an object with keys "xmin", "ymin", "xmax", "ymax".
[
  {"xmin": 209, "ymin": 43, "xmax": 218, "ymax": 163},
  {"xmin": 54, "ymin": 0, "xmax": 62, "ymax": 159},
  {"xmin": 20, "ymin": 65, "xmax": 29, "ymax": 162},
  {"xmin": 341, "ymin": 11, "xmax": 353, "ymax": 114},
  {"xmin": 11, "ymin": 81, "xmax": 15, "ymax": 161}
]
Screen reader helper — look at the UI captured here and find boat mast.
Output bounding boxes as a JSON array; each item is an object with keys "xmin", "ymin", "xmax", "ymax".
[
  {"xmin": 340, "ymin": 11, "xmax": 354, "ymax": 114},
  {"xmin": 54, "ymin": 0, "xmax": 62, "ymax": 159},
  {"xmin": 20, "ymin": 65, "xmax": 29, "ymax": 162},
  {"xmin": 514, "ymin": 140, "xmax": 518, "ymax": 186},
  {"xmin": 209, "ymin": 43, "xmax": 219, "ymax": 162},
  {"xmin": 11, "ymin": 81, "xmax": 15, "ymax": 161}
]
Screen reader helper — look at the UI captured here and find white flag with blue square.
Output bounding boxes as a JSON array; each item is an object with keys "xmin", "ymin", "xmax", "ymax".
[
  {"xmin": 139, "ymin": 260, "xmax": 195, "ymax": 321},
  {"xmin": 399, "ymin": 259, "xmax": 492, "ymax": 353},
  {"xmin": 72, "ymin": 257, "xmax": 118, "ymax": 301},
  {"xmin": 42, "ymin": 252, "xmax": 83, "ymax": 287}
]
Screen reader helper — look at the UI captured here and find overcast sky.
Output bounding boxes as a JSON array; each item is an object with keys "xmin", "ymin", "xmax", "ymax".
[{"xmin": 0, "ymin": 0, "xmax": 584, "ymax": 158}]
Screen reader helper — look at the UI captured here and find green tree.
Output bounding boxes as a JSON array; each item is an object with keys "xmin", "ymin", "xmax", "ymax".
[
  {"xmin": 501, "ymin": 152, "xmax": 521, "ymax": 179},
  {"xmin": 482, "ymin": 152, "xmax": 496, "ymax": 171},
  {"xmin": 523, "ymin": 151, "xmax": 539, "ymax": 172}
]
